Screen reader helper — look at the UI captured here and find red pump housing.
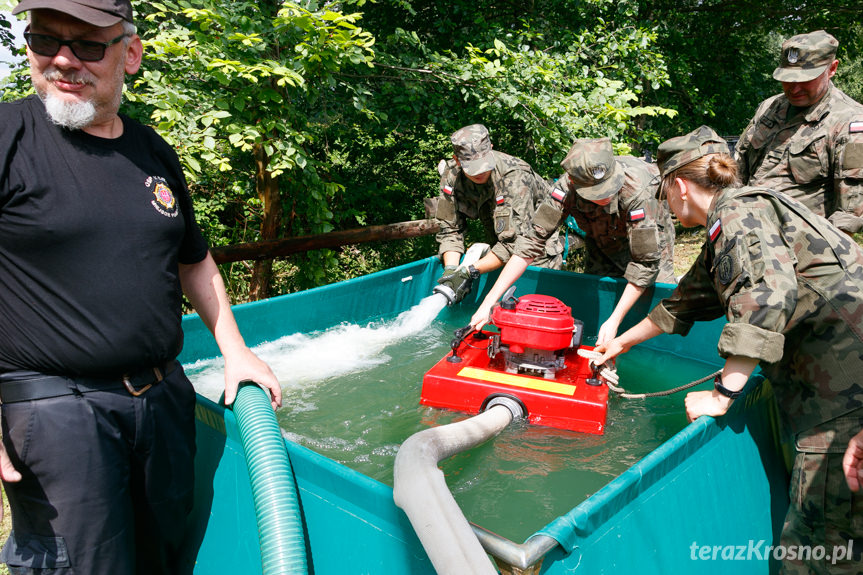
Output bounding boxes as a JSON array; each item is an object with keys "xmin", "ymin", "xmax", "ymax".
[{"xmin": 421, "ymin": 293, "xmax": 609, "ymax": 434}]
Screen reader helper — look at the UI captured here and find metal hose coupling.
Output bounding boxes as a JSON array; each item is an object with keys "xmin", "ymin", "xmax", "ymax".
[
  {"xmin": 484, "ymin": 395, "xmax": 526, "ymax": 420},
  {"xmin": 433, "ymin": 283, "xmax": 457, "ymax": 305}
]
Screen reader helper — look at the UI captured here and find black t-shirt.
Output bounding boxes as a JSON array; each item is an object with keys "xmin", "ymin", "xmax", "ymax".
[{"xmin": 0, "ymin": 96, "xmax": 209, "ymax": 376}]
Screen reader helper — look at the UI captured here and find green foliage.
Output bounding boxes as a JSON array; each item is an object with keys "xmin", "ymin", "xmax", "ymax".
[
  {"xmin": 834, "ymin": 22, "xmax": 863, "ymax": 105},
  {"xmin": 2, "ymin": 0, "xmax": 860, "ymax": 301},
  {"xmin": 124, "ymin": 0, "xmax": 379, "ymax": 293},
  {"xmin": 637, "ymin": 0, "xmax": 863, "ymax": 140},
  {"xmin": 357, "ymin": 0, "xmax": 675, "ymax": 174},
  {"xmin": 130, "ymin": 0, "xmax": 373, "ymax": 184}
]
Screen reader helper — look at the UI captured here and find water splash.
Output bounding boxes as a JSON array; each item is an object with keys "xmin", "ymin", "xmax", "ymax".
[{"xmin": 188, "ymin": 292, "xmax": 450, "ymax": 401}]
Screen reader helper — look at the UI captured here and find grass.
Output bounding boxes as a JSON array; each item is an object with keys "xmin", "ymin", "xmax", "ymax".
[{"xmin": 672, "ymin": 226, "xmax": 706, "ymax": 277}]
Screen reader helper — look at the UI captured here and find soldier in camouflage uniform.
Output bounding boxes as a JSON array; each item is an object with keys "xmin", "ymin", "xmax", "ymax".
[
  {"xmin": 596, "ymin": 126, "xmax": 863, "ymax": 574},
  {"xmin": 735, "ymin": 30, "xmax": 863, "ymax": 234},
  {"xmin": 433, "ymin": 124, "xmax": 563, "ymax": 303},
  {"xmin": 845, "ymin": 429, "xmax": 863, "ymax": 492},
  {"xmin": 469, "ymin": 138, "xmax": 676, "ymax": 343}
]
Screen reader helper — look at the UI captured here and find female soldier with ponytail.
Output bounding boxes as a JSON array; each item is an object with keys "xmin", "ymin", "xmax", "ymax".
[{"xmin": 595, "ymin": 126, "xmax": 863, "ymax": 573}]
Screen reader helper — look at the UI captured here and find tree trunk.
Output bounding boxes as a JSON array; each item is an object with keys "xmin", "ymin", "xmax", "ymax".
[{"xmin": 248, "ymin": 143, "xmax": 282, "ymax": 301}]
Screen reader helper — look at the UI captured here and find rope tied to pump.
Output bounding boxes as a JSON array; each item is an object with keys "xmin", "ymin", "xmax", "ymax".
[{"xmin": 576, "ymin": 348, "xmax": 721, "ymax": 399}]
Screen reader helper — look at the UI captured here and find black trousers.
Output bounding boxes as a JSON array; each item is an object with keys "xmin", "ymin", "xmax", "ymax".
[{"xmin": 0, "ymin": 367, "xmax": 197, "ymax": 574}]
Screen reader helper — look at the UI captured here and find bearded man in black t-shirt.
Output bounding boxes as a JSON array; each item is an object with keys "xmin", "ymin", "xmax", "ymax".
[{"xmin": 0, "ymin": 1, "xmax": 282, "ymax": 573}]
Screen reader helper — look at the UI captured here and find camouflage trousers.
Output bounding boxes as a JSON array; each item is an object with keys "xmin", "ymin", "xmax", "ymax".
[{"xmin": 780, "ymin": 411, "xmax": 863, "ymax": 575}]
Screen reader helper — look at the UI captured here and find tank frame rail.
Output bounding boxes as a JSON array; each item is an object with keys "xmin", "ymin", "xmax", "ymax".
[{"xmin": 471, "ymin": 526, "xmax": 559, "ymax": 575}]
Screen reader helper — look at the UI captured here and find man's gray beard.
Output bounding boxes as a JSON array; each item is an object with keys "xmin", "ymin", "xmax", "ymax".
[{"xmin": 41, "ymin": 93, "xmax": 97, "ymax": 130}]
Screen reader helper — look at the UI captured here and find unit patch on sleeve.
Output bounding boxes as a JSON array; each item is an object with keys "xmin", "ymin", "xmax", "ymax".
[
  {"xmin": 629, "ymin": 208, "xmax": 645, "ymax": 221},
  {"xmin": 716, "ymin": 253, "xmax": 734, "ymax": 285},
  {"xmin": 849, "ymin": 121, "xmax": 863, "ymax": 134},
  {"xmin": 443, "ymin": 185, "xmax": 454, "ymax": 196}
]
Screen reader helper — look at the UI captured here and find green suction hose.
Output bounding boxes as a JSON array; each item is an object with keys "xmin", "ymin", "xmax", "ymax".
[{"xmin": 233, "ymin": 382, "xmax": 308, "ymax": 575}]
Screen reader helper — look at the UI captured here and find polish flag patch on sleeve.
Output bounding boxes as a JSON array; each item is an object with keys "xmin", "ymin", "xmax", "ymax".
[
  {"xmin": 629, "ymin": 208, "xmax": 645, "ymax": 221},
  {"xmin": 496, "ymin": 195, "xmax": 505, "ymax": 205},
  {"xmin": 850, "ymin": 121, "xmax": 863, "ymax": 133},
  {"xmin": 551, "ymin": 188, "xmax": 567, "ymax": 202},
  {"xmin": 708, "ymin": 219, "xmax": 722, "ymax": 242},
  {"xmin": 443, "ymin": 185, "xmax": 454, "ymax": 195}
]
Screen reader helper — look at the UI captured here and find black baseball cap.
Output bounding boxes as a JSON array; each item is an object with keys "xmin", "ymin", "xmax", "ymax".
[{"xmin": 13, "ymin": 0, "xmax": 134, "ymax": 27}]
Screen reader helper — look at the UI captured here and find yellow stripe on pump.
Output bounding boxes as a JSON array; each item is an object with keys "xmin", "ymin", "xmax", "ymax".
[{"xmin": 456, "ymin": 367, "xmax": 576, "ymax": 396}]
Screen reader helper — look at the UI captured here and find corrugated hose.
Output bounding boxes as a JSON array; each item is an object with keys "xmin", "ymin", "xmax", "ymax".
[{"xmin": 233, "ymin": 382, "xmax": 308, "ymax": 574}]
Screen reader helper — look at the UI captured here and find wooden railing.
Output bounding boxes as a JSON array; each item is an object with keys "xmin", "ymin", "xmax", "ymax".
[{"xmin": 211, "ymin": 219, "xmax": 440, "ymax": 264}]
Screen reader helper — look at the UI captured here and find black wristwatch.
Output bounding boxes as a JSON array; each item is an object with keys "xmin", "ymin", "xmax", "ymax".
[
  {"xmin": 714, "ymin": 374, "xmax": 742, "ymax": 400},
  {"xmin": 467, "ymin": 265, "xmax": 480, "ymax": 280}
]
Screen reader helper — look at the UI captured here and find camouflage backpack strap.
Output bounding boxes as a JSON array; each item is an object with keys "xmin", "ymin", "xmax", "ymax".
[{"xmin": 734, "ymin": 186, "xmax": 851, "ymax": 271}]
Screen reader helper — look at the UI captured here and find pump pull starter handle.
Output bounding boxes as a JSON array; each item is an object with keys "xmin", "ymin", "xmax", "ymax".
[{"xmin": 500, "ymin": 285, "xmax": 519, "ymax": 310}]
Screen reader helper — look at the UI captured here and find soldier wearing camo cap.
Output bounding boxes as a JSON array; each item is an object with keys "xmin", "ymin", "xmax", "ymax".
[
  {"xmin": 596, "ymin": 125, "xmax": 863, "ymax": 574},
  {"xmin": 735, "ymin": 30, "xmax": 863, "ymax": 233},
  {"xmin": 468, "ymin": 137, "xmax": 676, "ymax": 343},
  {"xmin": 433, "ymin": 124, "xmax": 563, "ymax": 304}
]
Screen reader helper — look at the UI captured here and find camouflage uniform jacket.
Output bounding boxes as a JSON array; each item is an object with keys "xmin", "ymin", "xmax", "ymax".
[
  {"xmin": 519, "ymin": 156, "xmax": 676, "ymax": 287},
  {"xmin": 648, "ymin": 186, "xmax": 863, "ymax": 436},
  {"xmin": 735, "ymin": 83, "xmax": 863, "ymax": 233},
  {"xmin": 434, "ymin": 150, "xmax": 563, "ymax": 267}
]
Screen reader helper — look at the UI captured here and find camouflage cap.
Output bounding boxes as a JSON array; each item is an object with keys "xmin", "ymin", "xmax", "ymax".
[
  {"xmin": 772, "ymin": 30, "xmax": 838, "ymax": 83},
  {"xmin": 451, "ymin": 124, "xmax": 495, "ymax": 177},
  {"xmin": 560, "ymin": 138, "xmax": 624, "ymax": 201},
  {"xmin": 656, "ymin": 125, "xmax": 730, "ymax": 178}
]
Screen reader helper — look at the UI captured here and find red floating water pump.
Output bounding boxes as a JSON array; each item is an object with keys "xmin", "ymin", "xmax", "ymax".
[{"xmin": 421, "ymin": 291, "xmax": 609, "ymax": 434}]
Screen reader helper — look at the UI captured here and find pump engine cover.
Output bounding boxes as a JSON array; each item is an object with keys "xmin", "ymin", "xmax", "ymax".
[{"xmin": 492, "ymin": 294, "xmax": 574, "ymax": 351}]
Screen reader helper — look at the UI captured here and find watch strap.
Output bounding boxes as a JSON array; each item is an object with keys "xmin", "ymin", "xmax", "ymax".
[{"xmin": 714, "ymin": 374, "xmax": 742, "ymax": 400}]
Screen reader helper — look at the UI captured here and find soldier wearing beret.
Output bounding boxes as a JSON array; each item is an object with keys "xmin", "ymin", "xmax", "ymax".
[
  {"xmin": 469, "ymin": 138, "xmax": 676, "ymax": 344},
  {"xmin": 433, "ymin": 124, "xmax": 563, "ymax": 304},
  {"xmin": 597, "ymin": 126, "xmax": 863, "ymax": 573},
  {"xmin": 735, "ymin": 30, "xmax": 863, "ymax": 234}
]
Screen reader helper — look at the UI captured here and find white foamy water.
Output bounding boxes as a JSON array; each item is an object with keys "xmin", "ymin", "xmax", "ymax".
[{"xmin": 187, "ymin": 293, "xmax": 449, "ymax": 401}]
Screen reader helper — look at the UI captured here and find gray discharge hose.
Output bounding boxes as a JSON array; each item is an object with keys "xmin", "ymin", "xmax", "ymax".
[
  {"xmin": 233, "ymin": 382, "xmax": 308, "ymax": 575},
  {"xmin": 394, "ymin": 398, "xmax": 524, "ymax": 575}
]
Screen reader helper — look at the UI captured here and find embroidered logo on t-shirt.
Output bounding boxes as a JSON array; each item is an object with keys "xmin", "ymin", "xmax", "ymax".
[{"xmin": 146, "ymin": 176, "xmax": 179, "ymax": 218}]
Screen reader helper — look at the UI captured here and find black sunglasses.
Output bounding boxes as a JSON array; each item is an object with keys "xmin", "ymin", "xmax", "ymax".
[{"xmin": 23, "ymin": 30, "xmax": 129, "ymax": 62}]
